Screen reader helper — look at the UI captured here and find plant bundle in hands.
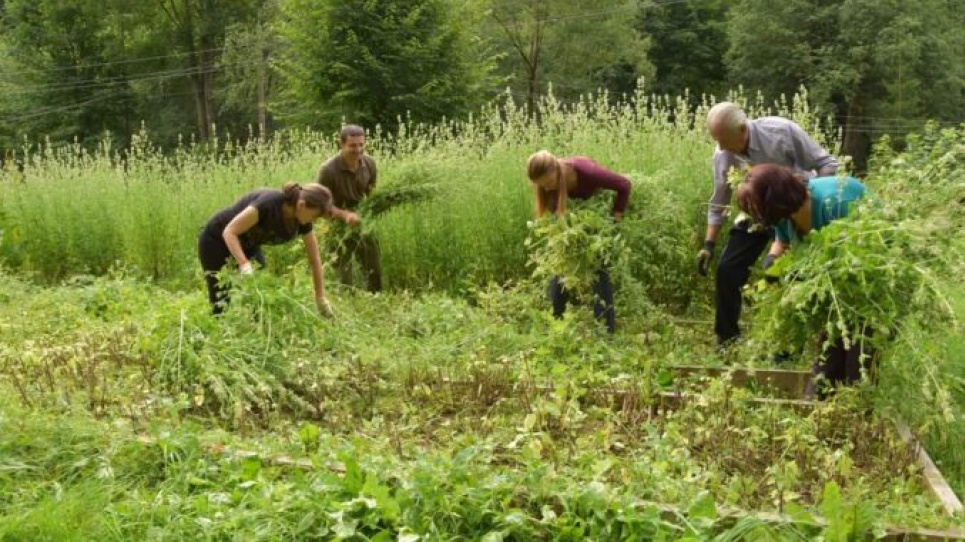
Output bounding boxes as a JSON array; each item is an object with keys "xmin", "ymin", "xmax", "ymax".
[
  {"xmin": 325, "ymin": 162, "xmax": 442, "ymax": 258},
  {"xmin": 357, "ymin": 162, "xmax": 441, "ymax": 219},
  {"xmin": 525, "ymin": 197, "xmax": 629, "ymax": 301},
  {"xmin": 751, "ymin": 124, "xmax": 964, "ymax": 354},
  {"xmin": 753, "ymin": 211, "xmax": 953, "ymax": 352}
]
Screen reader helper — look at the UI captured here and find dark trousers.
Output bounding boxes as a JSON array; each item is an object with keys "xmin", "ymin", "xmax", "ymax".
[
  {"xmin": 548, "ymin": 269, "xmax": 615, "ymax": 334},
  {"xmin": 714, "ymin": 225, "xmax": 772, "ymax": 345},
  {"xmin": 198, "ymin": 232, "xmax": 264, "ymax": 315},
  {"xmin": 334, "ymin": 229, "xmax": 382, "ymax": 292},
  {"xmin": 807, "ymin": 332, "xmax": 878, "ymax": 400}
]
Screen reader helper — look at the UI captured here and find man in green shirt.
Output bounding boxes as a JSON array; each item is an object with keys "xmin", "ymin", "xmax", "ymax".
[{"xmin": 316, "ymin": 124, "xmax": 382, "ymax": 292}]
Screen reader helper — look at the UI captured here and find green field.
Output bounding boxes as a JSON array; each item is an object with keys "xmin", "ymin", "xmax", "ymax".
[{"xmin": 1, "ymin": 91, "xmax": 962, "ymax": 540}]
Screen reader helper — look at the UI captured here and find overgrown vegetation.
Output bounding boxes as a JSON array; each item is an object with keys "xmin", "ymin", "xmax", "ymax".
[{"xmin": 0, "ymin": 94, "xmax": 962, "ymax": 539}]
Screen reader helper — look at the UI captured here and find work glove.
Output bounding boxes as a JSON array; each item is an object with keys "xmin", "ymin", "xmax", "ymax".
[
  {"xmin": 761, "ymin": 254, "xmax": 777, "ymax": 271},
  {"xmin": 761, "ymin": 254, "xmax": 780, "ymax": 284},
  {"xmin": 316, "ymin": 295, "xmax": 335, "ymax": 318},
  {"xmin": 696, "ymin": 240, "xmax": 715, "ymax": 276},
  {"xmin": 239, "ymin": 261, "xmax": 255, "ymax": 276}
]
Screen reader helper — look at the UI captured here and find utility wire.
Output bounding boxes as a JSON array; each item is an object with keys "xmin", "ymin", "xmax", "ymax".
[
  {"xmin": 0, "ymin": 46, "xmax": 232, "ymax": 78},
  {"xmin": 3, "ymin": 57, "xmax": 261, "ymax": 95}
]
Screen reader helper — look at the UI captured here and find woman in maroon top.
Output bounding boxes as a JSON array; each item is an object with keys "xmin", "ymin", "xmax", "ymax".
[{"xmin": 526, "ymin": 150, "xmax": 632, "ymax": 333}]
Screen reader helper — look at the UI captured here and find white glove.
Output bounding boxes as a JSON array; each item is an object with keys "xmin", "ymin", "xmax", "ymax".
[{"xmin": 239, "ymin": 262, "xmax": 254, "ymax": 275}]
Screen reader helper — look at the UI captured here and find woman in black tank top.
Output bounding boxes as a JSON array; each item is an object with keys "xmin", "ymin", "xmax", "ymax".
[{"xmin": 199, "ymin": 181, "xmax": 360, "ymax": 315}]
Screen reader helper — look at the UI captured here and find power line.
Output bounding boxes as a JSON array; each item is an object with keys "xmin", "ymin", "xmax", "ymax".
[
  {"xmin": 4, "ymin": 66, "xmax": 215, "ymax": 94},
  {"xmin": 0, "ymin": 47, "xmax": 232, "ymax": 78},
  {"xmin": 536, "ymin": 0, "xmax": 699, "ymax": 23},
  {"xmin": 2, "ymin": 57, "xmax": 261, "ymax": 96},
  {"xmin": 0, "ymin": 84, "xmax": 242, "ymax": 125},
  {"xmin": 537, "ymin": 5, "xmax": 638, "ymax": 23},
  {"xmin": 1, "ymin": 90, "xmax": 121, "ymax": 123}
]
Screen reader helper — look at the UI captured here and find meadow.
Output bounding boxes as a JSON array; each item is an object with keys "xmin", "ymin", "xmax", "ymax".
[{"xmin": 0, "ymin": 89, "xmax": 962, "ymax": 540}]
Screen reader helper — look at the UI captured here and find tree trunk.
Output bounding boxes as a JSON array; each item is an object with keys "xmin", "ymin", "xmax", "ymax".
[
  {"xmin": 190, "ymin": 73, "xmax": 209, "ymax": 139},
  {"xmin": 841, "ymin": 98, "xmax": 871, "ymax": 173},
  {"xmin": 257, "ymin": 44, "xmax": 268, "ymax": 143},
  {"xmin": 526, "ymin": 0, "xmax": 543, "ymax": 115}
]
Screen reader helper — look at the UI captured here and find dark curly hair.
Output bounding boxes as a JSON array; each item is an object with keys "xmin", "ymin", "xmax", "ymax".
[{"xmin": 737, "ymin": 164, "xmax": 808, "ymax": 227}]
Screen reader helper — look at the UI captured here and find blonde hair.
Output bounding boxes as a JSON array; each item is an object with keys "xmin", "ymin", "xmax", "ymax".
[
  {"xmin": 281, "ymin": 182, "xmax": 333, "ymax": 212},
  {"xmin": 706, "ymin": 102, "xmax": 747, "ymax": 134},
  {"xmin": 526, "ymin": 150, "xmax": 568, "ymax": 217}
]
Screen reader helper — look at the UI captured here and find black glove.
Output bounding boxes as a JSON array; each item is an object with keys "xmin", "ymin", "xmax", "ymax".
[
  {"xmin": 696, "ymin": 240, "xmax": 715, "ymax": 276},
  {"xmin": 761, "ymin": 254, "xmax": 777, "ymax": 271}
]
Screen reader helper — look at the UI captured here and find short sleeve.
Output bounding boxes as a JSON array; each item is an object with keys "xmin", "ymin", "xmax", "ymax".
[
  {"xmin": 366, "ymin": 156, "xmax": 378, "ymax": 188},
  {"xmin": 316, "ymin": 160, "xmax": 336, "ymax": 190},
  {"xmin": 251, "ymin": 191, "xmax": 278, "ymax": 217},
  {"xmin": 775, "ymin": 219, "xmax": 793, "ymax": 244}
]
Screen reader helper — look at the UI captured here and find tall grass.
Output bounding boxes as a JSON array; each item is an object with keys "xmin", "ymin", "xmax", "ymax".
[{"xmin": 0, "ymin": 86, "xmax": 836, "ymax": 296}]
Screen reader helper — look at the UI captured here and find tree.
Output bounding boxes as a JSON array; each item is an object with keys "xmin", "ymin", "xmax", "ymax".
[
  {"xmin": 0, "ymin": 0, "xmax": 141, "ymax": 148},
  {"xmin": 0, "ymin": 0, "xmax": 265, "ymax": 148},
  {"xmin": 486, "ymin": 0, "xmax": 652, "ymax": 109},
  {"xmin": 726, "ymin": 0, "xmax": 965, "ymax": 167},
  {"xmin": 635, "ymin": 0, "xmax": 729, "ymax": 97},
  {"xmin": 273, "ymin": 0, "xmax": 499, "ymax": 131},
  {"xmin": 157, "ymin": 0, "xmax": 258, "ymax": 139},
  {"xmin": 219, "ymin": 0, "xmax": 280, "ymax": 141}
]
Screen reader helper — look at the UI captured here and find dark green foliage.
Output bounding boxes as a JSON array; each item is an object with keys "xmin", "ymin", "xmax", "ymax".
[
  {"xmin": 725, "ymin": 0, "xmax": 965, "ymax": 166},
  {"xmin": 0, "ymin": 0, "xmax": 140, "ymax": 148},
  {"xmin": 636, "ymin": 0, "xmax": 729, "ymax": 96},
  {"xmin": 273, "ymin": 0, "xmax": 498, "ymax": 132}
]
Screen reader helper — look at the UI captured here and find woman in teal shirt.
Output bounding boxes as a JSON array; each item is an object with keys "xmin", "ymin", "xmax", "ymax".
[{"xmin": 737, "ymin": 164, "xmax": 868, "ymax": 398}]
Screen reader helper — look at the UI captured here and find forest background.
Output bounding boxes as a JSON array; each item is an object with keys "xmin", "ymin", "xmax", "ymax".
[{"xmin": 1, "ymin": 0, "xmax": 962, "ymax": 168}]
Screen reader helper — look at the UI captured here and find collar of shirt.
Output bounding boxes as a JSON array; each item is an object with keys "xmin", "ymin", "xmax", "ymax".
[
  {"xmin": 740, "ymin": 121, "xmax": 761, "ymax": 162},
  {"xmin": 339, "ymin": 155, "xmax": 367, "ymax": 173}
]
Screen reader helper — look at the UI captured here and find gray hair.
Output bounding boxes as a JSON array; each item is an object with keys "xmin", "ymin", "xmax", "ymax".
[{"xmin": 707, "ymin": 102, "xmax": 747, "ymax": 133}]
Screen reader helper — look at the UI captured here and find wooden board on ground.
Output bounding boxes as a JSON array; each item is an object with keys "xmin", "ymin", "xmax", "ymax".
[{"xmin": 669, "ymin": 364, "xmax": 812, "ymax": 398}]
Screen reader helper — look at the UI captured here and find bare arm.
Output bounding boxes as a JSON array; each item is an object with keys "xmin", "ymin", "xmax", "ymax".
[
  {"xmin": 302, "ymin": 231, "xmax": 325, "ymax": 299},
  {"xmin": 222, "ymin": 206, "xmax": 259, "ymax": 267},
  {"xmin": 768, "ymin": 240, "xmax": 788, "ymax": 258}
]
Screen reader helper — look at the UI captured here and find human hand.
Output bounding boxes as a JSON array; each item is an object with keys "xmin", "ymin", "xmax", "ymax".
[
  {"xmin": 761, "ymin": 254, "xmax": 777, "ymax": 271},
  {"xmin": 696, "ymin": 240, "xmax": 715, "ymax": 276},
  {"xmin": 316, "ymin": 295, "xmax": 334, "ymax": 318}
]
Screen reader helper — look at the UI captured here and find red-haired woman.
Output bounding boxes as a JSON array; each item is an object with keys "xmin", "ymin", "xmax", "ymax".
[
  {"xmin": 526, "ymin": 150, "xmax": 632, "ymax": 334},
  {"xmin": 737, "ymin": 164, "xmax": 869, "ymax": 397},
  {"xmin": 198, "ymin": 182, "xmax": 359, "ymax": 315}
]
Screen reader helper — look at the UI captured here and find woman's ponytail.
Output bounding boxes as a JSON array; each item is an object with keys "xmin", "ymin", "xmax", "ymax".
[{"xmin": 282, "ymin": 181, "xmax": 301, "ymax": 204}]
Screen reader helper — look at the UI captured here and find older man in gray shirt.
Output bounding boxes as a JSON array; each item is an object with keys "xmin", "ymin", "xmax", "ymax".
[{"xmin": 696, "ymin": 102, "xmax": 838, "ymax": 347}]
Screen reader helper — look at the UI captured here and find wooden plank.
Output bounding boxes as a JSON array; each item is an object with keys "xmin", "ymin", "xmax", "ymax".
[
  {"xmin": 436, "ymin": 377, "xmax": 961, "ymax": 517},
  {"xmin": 883, "ymin": 527, "xmax": 965, "ymax": 541},
  {"xmin": 436, "ymin": 377, "xmax": 818, "ymax": 413},
  {"xmin": 894, "ymin": 420, "xmax": 964, "ymax": 517},
  {"xmin": 640, "ymin": 499, "xmax": 965, "ymax": 541},
  {"xmin": 669, "ymin": 365, "xmax": 811, "ymax": 398},
  {"xmin": 131, "ymin": 434, "xmax": 964, "ymax": 538},
  {"xmin": 135, "ymin": 435, "xmax": 343, "ymax": 472}
]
